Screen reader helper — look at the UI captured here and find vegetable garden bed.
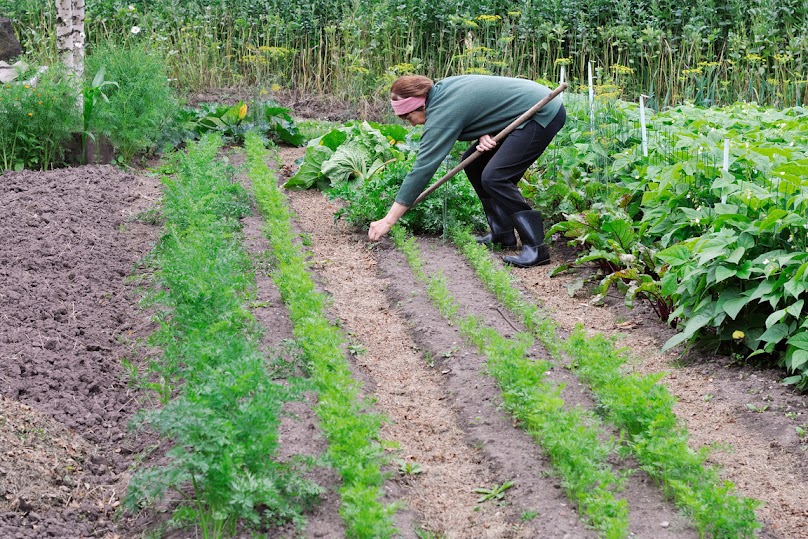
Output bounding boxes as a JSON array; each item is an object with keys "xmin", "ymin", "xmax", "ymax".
[{"xmin": 0, "ymin": 135, "xmax": 806, "ymax": 538}]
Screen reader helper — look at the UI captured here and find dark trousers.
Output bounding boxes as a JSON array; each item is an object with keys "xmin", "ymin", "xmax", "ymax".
[{"xmin": 462, "ymin": 105, "xmax": 566, "ymax": 215}]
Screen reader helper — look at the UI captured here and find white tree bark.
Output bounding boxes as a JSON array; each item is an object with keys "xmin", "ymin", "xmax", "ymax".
[{"xmin": 55, "ymin": 0, "xmax": 85, "ymax": 85}]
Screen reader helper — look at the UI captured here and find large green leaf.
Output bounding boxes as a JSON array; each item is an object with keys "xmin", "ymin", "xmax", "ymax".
[
  {"xmin": 787, "ymin": 331, "xmax": 808, "ymax": 351},
  {"xmin": 758, "ymin": 323, "xmax": 788, "ymax": 344},
  {"xmin": 789, "ymin": 350, "xmax": 808, "ymax": 370},
  {"xmin": 656, "ymin": 244, "xmax": 691, "ymax": 267},
  {"xmin": 662, "ymin": 331, "xmax": 690, "ymax": 352},
  {"xmin": 321, "ymin": 142, "xmax": 371, "ymax": 184},
  {"xmin": 715, "ymin": 266, "xmax": 736, "ymax": 283},
  {"xmin": 719, "ymin": 289, "xmax": 750, "ymax": 320},
  {"xmin": 682, "ymin": 311, "xmax": 713, "ymax": 340},
  {"xmin": 283, "ymin": 145, "xmax": 333, "ymax": 189},
  {"xmin": 757, "ymin": 209, "xmax": 788, "ymax": 230},
  {"xmin": 601, "ymin": 218, "xmax": 635, "ymax": 252}
]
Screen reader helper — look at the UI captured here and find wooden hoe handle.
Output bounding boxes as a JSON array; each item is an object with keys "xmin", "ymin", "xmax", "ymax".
[{"xmin": 410, "ymin": 81, "xmax": 568, "ymax": 208}]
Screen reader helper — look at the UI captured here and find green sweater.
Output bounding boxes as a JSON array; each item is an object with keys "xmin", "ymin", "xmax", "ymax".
[{"xmin": 395, "ymin": 75, "xmax": 563, "ymax": 206}]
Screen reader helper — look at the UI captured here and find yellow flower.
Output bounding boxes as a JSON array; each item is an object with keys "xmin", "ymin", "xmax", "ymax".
[
  {"xmin": 27, "ymin": 112, "xmax": 33, "ymax": 117},
  {"xmin": 732, "ymin": 330, "xmax": 745, "ymax": 340},
  {"xmin": 237, "ymin": 103, "xmax": 247, "ymax": 120},
  {"xmin": 609, "ymin": 64, "xmax": 634, "ymax": 75}
]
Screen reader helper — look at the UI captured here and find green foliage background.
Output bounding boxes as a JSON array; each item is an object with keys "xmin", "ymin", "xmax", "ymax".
[{"xmin": 2, "ymin": 0, "xmax": 806, "ymax": 106}]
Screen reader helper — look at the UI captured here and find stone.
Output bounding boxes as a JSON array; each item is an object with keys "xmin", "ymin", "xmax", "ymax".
[{"xmin": 0, "ymin": 18, "xmax": 22, "ymax": 62}]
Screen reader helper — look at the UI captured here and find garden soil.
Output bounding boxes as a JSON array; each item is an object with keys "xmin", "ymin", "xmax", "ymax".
[{"xmin": 0, "ymin": 143, "xmax": 805, "ymax": 538}]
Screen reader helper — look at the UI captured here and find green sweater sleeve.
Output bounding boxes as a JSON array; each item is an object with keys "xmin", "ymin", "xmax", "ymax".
[{"xmin": 394, "ymin": 114, "xmax": 462, "ymax": 206}]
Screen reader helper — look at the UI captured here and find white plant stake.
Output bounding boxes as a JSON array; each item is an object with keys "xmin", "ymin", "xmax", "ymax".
[
  {"xmin": 559, "ymin": 66, "xmax": 566, "ymax": 102},
  {"xmin": 723, "ymin": 138, "xmax": 730, "ymax": 172},
  {"xmin": 722, "ymin": 138, "xmax": 730, "ymax": 203},
  {"xmin": 588, "ymin": 61, "xmax": 595, "ymax": 130},
  {"xmin": 639, "ymin": 94, "xmax": 649, "ymax": 157}
]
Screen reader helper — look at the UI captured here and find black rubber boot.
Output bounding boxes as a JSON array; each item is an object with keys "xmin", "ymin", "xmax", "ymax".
[
  {"xmin": 503, "ymin": 210, "xmax": 550, "ymax": 267},
  {"xmin": 476, "ymin": 198, "xmax": 517, "ymax": 248}
]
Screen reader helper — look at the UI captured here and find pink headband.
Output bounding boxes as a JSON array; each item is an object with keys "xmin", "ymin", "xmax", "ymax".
[{"xmin": 391, "ymin": 96, "xmax": 425, "ymax": 116}]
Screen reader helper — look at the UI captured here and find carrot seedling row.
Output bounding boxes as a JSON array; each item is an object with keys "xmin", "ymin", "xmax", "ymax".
[
  {"xmin": 245, "ymin": 132, "xmax": 398, "ymax": 539},
  {"xmin": 451, "ymin": 227, "xmax": 761, "ymax": 538},
  {"xmin": 392, "ymin": 227, "xmax": 629, "ymax": 538}
]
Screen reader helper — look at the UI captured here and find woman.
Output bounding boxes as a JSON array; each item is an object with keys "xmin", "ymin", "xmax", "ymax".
[{"xmin": 368, "ymin": 74, "xmax": 566, "ymax": 268}]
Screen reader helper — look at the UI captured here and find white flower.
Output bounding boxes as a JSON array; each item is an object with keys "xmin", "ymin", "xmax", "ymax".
[
  {"xmin": 128, "ymin": 5, "xmax": 136, "ymax": 11},
  {"xmin": 131, "ymin": 26, "xmax": 141, "ymax": 34},
  {"xmin": 763, "ymin": 259, "xmax": 770, "ymax": 265},
  {"xmin": 619, "ymin": 253, "xmax": 636, "ymax": 264}
]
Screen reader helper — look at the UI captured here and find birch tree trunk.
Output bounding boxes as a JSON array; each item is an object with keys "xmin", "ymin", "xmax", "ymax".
[{"xmin": 55, "ymin": 0, "xmax": 85, "ymax": 108}]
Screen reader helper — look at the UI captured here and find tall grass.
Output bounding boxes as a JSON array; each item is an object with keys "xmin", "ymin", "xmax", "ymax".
[{"xmin": 2, "ymin": 0, "xmax": 805, "ymax": 106}]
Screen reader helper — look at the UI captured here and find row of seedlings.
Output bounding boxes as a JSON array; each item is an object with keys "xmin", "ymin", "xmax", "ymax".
[
  {"xmin": 451, "ymin": 227, "xmax": 762, "ymax": 538},
  {"xmin": 390, "ymin": 227, "xmax": 630, "ymax": 538},
  {"xmin": 125, "ymin": 134, "xmax": 321, "ymax": 537},
  {"xmin": 244, "ymin": 132, "xmax": 399, "ymax": 538}
]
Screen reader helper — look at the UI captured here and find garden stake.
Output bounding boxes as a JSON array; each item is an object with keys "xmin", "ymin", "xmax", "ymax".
[{"xmin": 410, "ymin": 82, "xmax": 568, "ymax": 208}]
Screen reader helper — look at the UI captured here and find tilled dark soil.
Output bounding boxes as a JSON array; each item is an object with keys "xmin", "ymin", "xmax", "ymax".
[{"xmin": 0, "ymin": 165, "xmax": 160, "ymax": 537}]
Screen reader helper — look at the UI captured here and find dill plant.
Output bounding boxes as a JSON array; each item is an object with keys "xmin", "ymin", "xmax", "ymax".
[
  {"xmin": 85, "ymin": 42, "xmax": 177, "ymax": 163},
  {"xmin": 0, "ymin": 64, "xmax": 79, "ymax": 171}
]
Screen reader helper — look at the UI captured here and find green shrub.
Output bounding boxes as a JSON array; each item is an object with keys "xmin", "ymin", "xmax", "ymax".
[
  {"xmin": 0, "ymin": 63, "xmax": 80, "ymax": 171},
  {"xmin": 85, "ymin": 42, "xmax": 177, "ymax": 163}
]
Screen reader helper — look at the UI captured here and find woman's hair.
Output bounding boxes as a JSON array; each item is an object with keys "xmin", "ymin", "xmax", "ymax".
[{"xmin": 391, "ymin": 75, "xmax": 433, "ymax": 99}]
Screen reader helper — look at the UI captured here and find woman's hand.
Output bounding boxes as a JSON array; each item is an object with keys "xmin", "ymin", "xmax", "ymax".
[
  {"xmin": 368, "ymin": 218, "xmax": 394, "ymax": 241},
  {"xmin": 368, "ymin": 202, "xmax": 409, "ymax": 241},
  {"xmin": 476, "ymin": 134, "xmax": 497, "ymax": 152}
]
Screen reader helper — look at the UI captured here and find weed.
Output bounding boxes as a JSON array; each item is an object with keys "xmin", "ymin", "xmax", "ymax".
[
  {"xmin": 85, "ymin": 42, "xmax": 177, "ymax": 163},
  {"xmin": 474, "ymin": 480, "xmax": 515, "ymax": 504},
  {"xmin": 134, "ymin": 207, "xmax": 164, "ymax": 226},
  {"xmin": 745, "ymin": 403, "xmax": 769, "ymax": 413},
  {"xmin": 415, "ymin": 528, "xmax": 446, "ymax": 539},
  {"xmin": 396, "ymin": 460, "xmax": 423, "ymax": 476},
  {"xmin": 424, "ymin": 352, "xmax": 436, "ymax": 368},
  {"xmin": 520, "ymin": 509, "xmax": 539, "ymax": 521}
]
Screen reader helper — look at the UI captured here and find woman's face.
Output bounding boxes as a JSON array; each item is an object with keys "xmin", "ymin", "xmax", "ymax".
[{"xmin": 400, "ymin": 108, "xmax": 426, "ymax": 126}]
